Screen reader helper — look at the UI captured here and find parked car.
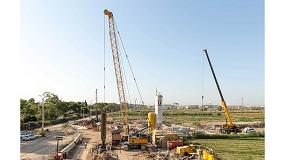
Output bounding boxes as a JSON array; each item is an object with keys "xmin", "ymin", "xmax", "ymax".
[
  {"xmin": 21, "ymin": 131, "xmax": 37, "ymax": 141},
  {"xmin": 27, "ymin": 134, "xmax": 36, "ymax": 140},
  {"xmin": 244, "ymin": 127, "xmax": 256, "ymax": 133},
  {"xmin": 21, "ymin": 135, "xmax": 30, "ymax": 141}
]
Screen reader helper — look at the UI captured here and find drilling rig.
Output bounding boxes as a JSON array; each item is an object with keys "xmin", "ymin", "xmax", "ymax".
[
  {"xmin": 104, "ymin": 9, "xmax": 149, "ymax": 150},
  {"xmin": 104, "ymin": 9, "xmax": 129, "ymax": 144}
]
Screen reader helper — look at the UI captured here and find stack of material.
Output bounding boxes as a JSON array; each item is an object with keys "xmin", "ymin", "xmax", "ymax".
[
  {"xmin": 171, "ymin": 126, "xmax": 190, "ymax": 135},
  {"xmin": 167, "ymin": 140, "xmax": 183, "ymax": 149},
  {"xmin": 92, "ymin": 152, "xmax": 118, "ymax": 160},
  {"xmin": 64, "ymin": 126, "xmax": 76, "ymax": 136},
  {"xmin": 145, "ymin": 153, "xmax": 156, "ymax": 159},
  {"xmin": 86, "ymin": 124, "xmax": 93, "ymax": 129},
  {"xmin": 155, "ymin": 151, "xmax": 171, "ymax": 159},
  {"xmin": 160, "ymin": 134, "xmax": 183, "ymax": 149}
]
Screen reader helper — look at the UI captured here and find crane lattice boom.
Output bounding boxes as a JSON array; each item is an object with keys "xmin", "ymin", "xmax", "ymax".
[{"xmin": 104, "ymin": 9, "xmax": 128, "ymax": 124}]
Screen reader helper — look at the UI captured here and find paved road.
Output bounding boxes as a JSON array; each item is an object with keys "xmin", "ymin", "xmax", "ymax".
[{"xmin": 20, "ymin": 125, "xmax": 77, "ymax": 160}]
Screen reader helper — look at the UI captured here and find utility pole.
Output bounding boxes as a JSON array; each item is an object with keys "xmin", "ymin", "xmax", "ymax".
[
  {"xmin": 41, "ymin": 98, "xmax": 44, "ymax": 131},
  {"xmin": 89, "ymin": 101, "xmax": 91, "ymax": 118},
  {"xmin": 241, "ymin": 97, "xmax": 244, "ymax": 107},
  {"xmin": 38, "ymin": 95, "xmax": 46, "ymax": 132},
  {"xmin": 96, "ymin": 89, "xmax": 98, "ymax": 104},
  {"xmin": 135, "ymin": 98, "xmax": 137, "ymax": 108},
  {"xmin": 82, "ymin": 105, "xmax": 84, "ymax": 119},
  {"xmin": 201, "ymin": 96, "xmax": 204, "ymax": 109},
  {"xmin": 84, "ymin": 100, "xmax": 87, "ymax": 119}
]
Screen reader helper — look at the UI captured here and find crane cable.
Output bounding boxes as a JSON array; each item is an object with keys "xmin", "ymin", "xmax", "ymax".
[
  {"xmin": 114, "ymin": 22, "xmax": 145, "ymax": 106},
  {"xmin": 107, "ymin": 17, "xmax": 132, "ymax": 105},
  {"xmin": 202, "ymin": 51, "xmax": 205, "ymax": 108},
  {"xmin": 117, "ymin": 40, "xmax": 132, "ymax": 105},
  {"xmin": 103, "ymin": 14, "xmax": 106, "ymax": 103}
]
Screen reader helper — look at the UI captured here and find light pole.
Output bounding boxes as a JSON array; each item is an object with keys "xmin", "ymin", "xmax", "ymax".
[
  {"xmin": 82, "ymin": 106, "xmax": 84, "ymax": 119},
  {"xmin": 38, "ymin": 95, "xmax": 45, "ymax": 132},
  {"xmin": 42, "ymin": 100, "xmax": 44, "ymax": 131},
  {"xmin": 89, "ymin": 102, "xmax": 91, "ymax": 118}
]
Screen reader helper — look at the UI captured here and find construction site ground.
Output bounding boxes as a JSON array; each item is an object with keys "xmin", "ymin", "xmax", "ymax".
[
  {"xmin": 107, "ymin": 108, "xmax": 265, "ymax": 160},
  {"xmin": 21, "ymin": 107, "xmax": 264, "ymax": 160},
  {"xmin": 69, "ymin": 129, "xmax": 100, "ymax": 159},
  {"xmin": 70, "ymin": 124, "xmax": 170, "ymax": 160},
  {"xmin": 69, "ymin": 124, "xmax": 144, "ymax": 160}
]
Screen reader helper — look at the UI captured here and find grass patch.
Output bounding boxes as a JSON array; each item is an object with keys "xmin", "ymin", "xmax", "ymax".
[
  {"xmin": 192, "ymin": 132, "xmax": 264, "ymax": 139},
  {"xmin": 195, "ymin": 137, "xmax": 264, "ymax": 160},
  {"xmin": 108, "ymin": 108, "xmax": 264, "ymax": 126}
]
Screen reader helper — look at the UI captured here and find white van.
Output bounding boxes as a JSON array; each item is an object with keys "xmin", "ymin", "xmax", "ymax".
[{"xmin": 244, "ymin": 127, "xmax": 256, "ymax": 133}]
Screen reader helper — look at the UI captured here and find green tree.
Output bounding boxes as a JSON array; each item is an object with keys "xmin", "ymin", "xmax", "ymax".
[
  {"xmin": 42, "ymin": 92, "xmax": 62, "ymax": 120},
  {"xmin": 20, "ymin": 98, "xmax": 40, "ymax": 123}
]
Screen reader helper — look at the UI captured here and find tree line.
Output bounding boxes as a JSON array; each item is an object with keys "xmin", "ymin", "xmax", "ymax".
[{"xmin": 20, "ymin": 92, "xmax": 120, "ymax": 130}]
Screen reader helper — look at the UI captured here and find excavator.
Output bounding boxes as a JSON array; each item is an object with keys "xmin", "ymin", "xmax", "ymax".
[
  {"xmin": 203, "ymin": 49, "xmax": 241, "ymax": 134},
  {"xmin": 104, "ymin": 9, "xmax": 149, "ymax": 148}
]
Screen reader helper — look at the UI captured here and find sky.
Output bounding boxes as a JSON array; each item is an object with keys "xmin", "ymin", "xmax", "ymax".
[{"xmin": 20, "ymin": 0, "xmax": 264, "ymax": 106}]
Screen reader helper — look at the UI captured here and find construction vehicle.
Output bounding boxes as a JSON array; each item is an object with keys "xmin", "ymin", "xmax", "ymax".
[
  {"xmin": 112, "ymin": 127, "xmax": 149, "ymax": 149},
  {"xmin": 122, "ymin": 126, "xmax": 150, "ymax": 150},
  {"xmin": 121, "ymin": 113, "xmax": 155, "ymax": 150},
  {"xmin": 176, "ymin": 146, "xmax": 195, "ymax": 156},
  {"xmin": 124, "ymin": 133, "xmax": 149, "ymax": 150},
  {"xmin": 203, "ymin": 49, "xmax": 241, "ymax": 134},
  {"xmin": 202, "ymin": 147, "xmax": 216, "ymax": 160},
  {"xmin": 104, "ymin": 9, "xmax": 150, "ymax": 150},
  {"xmin": 104, "ymin": 9, "xmax": 129, "ymax": 143}
]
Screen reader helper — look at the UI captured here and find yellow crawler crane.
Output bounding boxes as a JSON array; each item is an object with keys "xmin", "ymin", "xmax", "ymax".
[
  {"xmin": 104, "ymin": 9, "xmax": 129, "ymax": 143},
  {"xmin": 105, "ymin": 10, "xmax": 148, "ymax": 149},
  {"xmin": 203, "ymin": 49, "xmax": 241, "ymax": 134},
  {"xmin": 104, "ymin": 9, "xmax": 128, "ymax": 126}
]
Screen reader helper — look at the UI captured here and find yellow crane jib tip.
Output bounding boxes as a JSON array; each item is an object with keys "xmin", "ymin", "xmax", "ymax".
[{"xmin": 104, "ymin": 9, "xmax": 112, "ymax": 16}]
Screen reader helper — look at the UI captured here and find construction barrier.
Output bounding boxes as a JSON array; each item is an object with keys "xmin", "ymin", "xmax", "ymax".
[{"xmin": 59, "ymin": 133, "xmax": 82, "ymax": 158}]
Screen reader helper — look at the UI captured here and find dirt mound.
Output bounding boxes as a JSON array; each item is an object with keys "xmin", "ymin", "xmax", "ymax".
[
  {"xmin": 92, "ymin": 152, "xmax": 117, "ymax": 160},
  {"xmin": 64, "ymin": 126, "xmax": 76, "ymax": 136}
]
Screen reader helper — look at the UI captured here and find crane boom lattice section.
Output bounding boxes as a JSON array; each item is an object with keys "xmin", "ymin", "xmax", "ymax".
[{"xmin": 105, "ymin": 9, "xmax": 128, "ymax": 124}]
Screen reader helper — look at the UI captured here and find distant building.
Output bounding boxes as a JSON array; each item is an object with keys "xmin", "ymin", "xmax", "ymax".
[
  {"xmin": 174, "ymin": 102, "xmax": 179, "ymax": 107},
  {"xmin": 164, "ymin": 104, "xmax": 177, "ymax": 109},
  {"xmin": 188, "ymin": 105, "xmax": 199, "ymax": 109}
]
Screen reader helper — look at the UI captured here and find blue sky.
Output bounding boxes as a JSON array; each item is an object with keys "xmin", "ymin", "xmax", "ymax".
[{"xmin": 20, "ymin": 0, "xmax": 264, "ymax": 106}]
